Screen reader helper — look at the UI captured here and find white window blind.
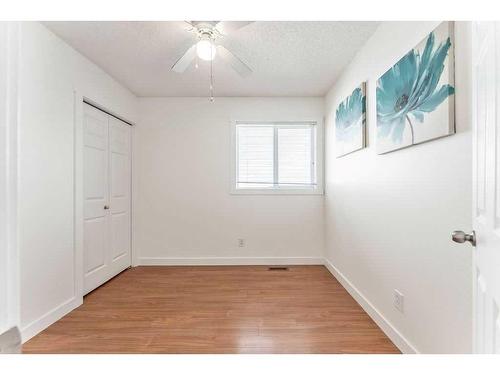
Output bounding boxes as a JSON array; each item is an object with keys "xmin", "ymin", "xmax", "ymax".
[
  {"xmin": 237, "ymin": 126, "xmax": 274, "ymax": 188},
  {"xmin": 236, "ymin": 123, "xmax": 316, "ymax": 190}
]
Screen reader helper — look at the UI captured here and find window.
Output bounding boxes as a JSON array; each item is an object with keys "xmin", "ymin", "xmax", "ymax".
[{"xmin": 232, "ymin": 122, "xmax": 323, "ymax": 194}]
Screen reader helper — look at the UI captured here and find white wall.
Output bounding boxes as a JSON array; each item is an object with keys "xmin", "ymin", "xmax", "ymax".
[
  {"xmin": 16, "ymin": 21, "xmax": 137, "ymax": 341},
  {"xmin": 134, "ymin": 97, "xmax": 324, "ymax": 265},
  {"xmin": 324, "ymin": 21, "xmax": 472, "ymax": 353}
]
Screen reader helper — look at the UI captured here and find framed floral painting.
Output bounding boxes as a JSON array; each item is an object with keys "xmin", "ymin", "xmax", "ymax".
[
  {"xmin": 335, "ymin": 83, "xmax": 366, "ymax": 157},
  {"xmin": 376, "ymin": 22, "xmax": 455, "ymax": 154}
]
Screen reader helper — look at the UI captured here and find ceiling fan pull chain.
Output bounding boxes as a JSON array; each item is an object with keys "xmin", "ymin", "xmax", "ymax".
[{"xmin": 209, "ymin": 43, "xmax": 214, "ymax": 102}]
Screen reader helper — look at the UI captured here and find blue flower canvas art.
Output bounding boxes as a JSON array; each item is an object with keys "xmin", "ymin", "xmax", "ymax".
[
  {"xmin": 376, "ymin": 22, "xmax": 455, "ymax": 154},
  {"xmin": 335, "ymin": 83, "xmax": 366, "ymax": 157}
]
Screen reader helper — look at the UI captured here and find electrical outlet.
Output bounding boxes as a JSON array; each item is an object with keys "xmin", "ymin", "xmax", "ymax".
[
  {"xmin": 238, "ymin": 238, "xmax": 245, "ymax": 247},
  {"xmin": 394, "ymin": 289, "xmax": 404, "ymax": 313}
]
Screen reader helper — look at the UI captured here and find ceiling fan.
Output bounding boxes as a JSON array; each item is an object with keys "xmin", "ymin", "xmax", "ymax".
[{"xmin": 171, "ymin": 21, "xmax": 254, "ymax": 78}]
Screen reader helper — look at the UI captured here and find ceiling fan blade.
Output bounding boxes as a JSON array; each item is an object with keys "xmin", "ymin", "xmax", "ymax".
[
  {"xmin": 215, "ymin": 21, "xmax": 253, "ymax": 35},
  {"xmin": 188, "ymin": 21, "xmax": 218, "ymax": 29},
  {"xmin": 216, "ymin": 45, "xmax": 252, "ymax": 77},
  {"xmin": 184, "ymin": 21, "xmax": 196, "ymax": 30},
  {"xmin": 171, "ymin": 45, "xmax": 196, "ymax": 73}
]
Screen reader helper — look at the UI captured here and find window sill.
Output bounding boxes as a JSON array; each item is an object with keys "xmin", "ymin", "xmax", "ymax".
[{"xmin": 230, "ymin": 188, "xmax": 324, "ymax": 196}]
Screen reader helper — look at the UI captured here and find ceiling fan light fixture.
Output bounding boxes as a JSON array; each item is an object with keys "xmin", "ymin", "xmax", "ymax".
[{"xmin": 196, "ymin": 39, "xmax": 216, "ymax": 61}]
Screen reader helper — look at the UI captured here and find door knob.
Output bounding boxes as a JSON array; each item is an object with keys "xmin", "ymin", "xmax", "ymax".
[
  {"xmin": 452, "ymin": 230, "xmax": 476, "ymax": 246},
  {"xmin": 104, "ymin": 205, "xmax": 110, "ymax": 210}
]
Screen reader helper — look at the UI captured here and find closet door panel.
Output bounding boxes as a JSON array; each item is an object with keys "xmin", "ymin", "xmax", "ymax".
[
  {"xmin": 82, "ymin": 104, "xmax": 109, "ymax": 294},
  {"xmin": 108, "ymin": 117, "xmax": 131, "ymax": 273},
  {"xmin": 111, "ymin": 213, "xmax": 129, "ymax": 261},
  {"xmin": 83, "ymin": 146, "xmax": 107, "ymax": 218},
  {"xmin": 84, "ymin": 218, "xmax": 106, "ymax": 273}
]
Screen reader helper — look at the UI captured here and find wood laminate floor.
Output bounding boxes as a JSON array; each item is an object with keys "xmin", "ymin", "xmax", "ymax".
[{"xmin": 23, "ymin": 266, "xmax": 400, "ymax": 354}]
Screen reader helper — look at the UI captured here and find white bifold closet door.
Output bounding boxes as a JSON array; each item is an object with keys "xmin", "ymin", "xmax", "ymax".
[{"xmin": 83, "ymin": 103, "xmax": 131, "ymax": 295}]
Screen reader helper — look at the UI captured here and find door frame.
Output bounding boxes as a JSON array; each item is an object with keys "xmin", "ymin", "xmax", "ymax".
[
  {"xmin": 0, "ymin": 22, "xmax": 20, "ymax": 334},
  {"xmin": 471, "ymin": 20, "xmax": 479, "ymax": 354},
  {"xmin": 73, "ymin": 91, "xmax": 135, "ymax": 302}
]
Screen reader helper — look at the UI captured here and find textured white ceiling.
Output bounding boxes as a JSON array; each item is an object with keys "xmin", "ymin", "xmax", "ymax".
[{"xmin": 44, "ymin": 21, "xmax": 379, "ymax": 97}]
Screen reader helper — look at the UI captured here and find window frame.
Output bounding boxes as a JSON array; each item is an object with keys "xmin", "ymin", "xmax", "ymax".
[{"xmin": 230, "ymin": 120, "xmax": 324, "ymax": 195}]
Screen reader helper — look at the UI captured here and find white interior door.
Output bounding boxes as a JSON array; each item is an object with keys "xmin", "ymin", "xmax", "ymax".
[
  {"xmin": 471, "ymin": 21, "xmax": 500, "ymax": 353},
  {"xmin": 83, "ymin": 103, "xmax": 131, "ymax": 294}
]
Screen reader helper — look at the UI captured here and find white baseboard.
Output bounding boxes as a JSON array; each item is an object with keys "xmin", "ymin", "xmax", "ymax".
[
  {"xmin": 20, "ymin": 296, "xmax": 82, "ymax": 343},
  {"xmin": 138, "ymin": 256, "xmax": 324, "ymax": 266},
  {"xmin": 323, "ymin": 258, "xmax": 419, "ymax": 354}
]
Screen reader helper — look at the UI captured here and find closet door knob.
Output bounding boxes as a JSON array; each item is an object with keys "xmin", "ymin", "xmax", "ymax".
[{"xmin": 104, "ymin": 205, "xmax": 110, "ymax": 210}]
